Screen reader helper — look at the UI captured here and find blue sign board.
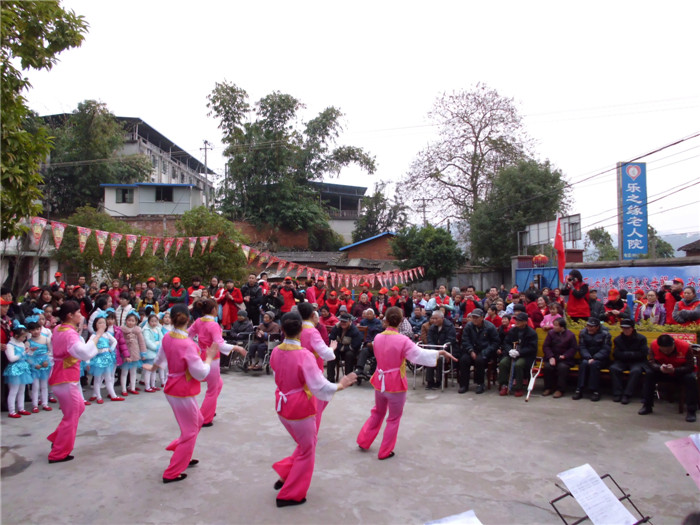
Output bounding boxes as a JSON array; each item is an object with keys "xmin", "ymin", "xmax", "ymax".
[
  {"xmin": 619, "ymin": 162, "xmax": 648, "ymax": 259},
  {"xmin": 564, "ymin": 265, "xmax": 700, "ymax": 295}
]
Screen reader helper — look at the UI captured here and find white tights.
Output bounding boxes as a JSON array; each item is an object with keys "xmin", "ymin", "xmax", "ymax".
[
  {"xmin": 158, "ymin": 367, "xmax": 167, "ymax": 388},
  {"xmin": 93, "ymin": 370, "xmax": 117, "ymax": 400},
  {"xmin": 7, "ymin": 383, "xmax": 26, "ymax": 414},
  {"xmin": 120, "ymin": 366, "xmax": 137, "ymax": 393},
  {"xmin": 142, "ymin": 369, "xmax": 156, "ymax": 389},
  {"xmin": 31, "ymin": 378, "xmax": 49, "ymax": 407}
]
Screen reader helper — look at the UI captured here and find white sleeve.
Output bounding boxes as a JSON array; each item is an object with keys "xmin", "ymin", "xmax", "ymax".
[
  {"xmin": 405, "ymin": 343, "xmax": 439, "ymax": 367},
  {"xmin": 107, "ymin": 332, "xmax": 117, "ymax": 351},
  {"xmin": 187, "ymin": 358, "xmax": 211, "ymax": 382},
  {"xmin": 311, "ymin": 332, "xmax": 335, "ymax": 362},
  {"xmin": 218, "ymin": 341, "xmax": 235, "ymax": 356},
  {"xmin": 154, "ymin": 347, "xmax": 167, "ymax": 368},
  {"xmin": 5, "ymin": 347, "xmax": 19, "ymax": 363},
  {"xmin": 302, "ymin": 360, "xmax": 338, "ymax": 402},
  {"xmin": 68, "ymin": 337, "xmax": 98, "ymax": 361}
]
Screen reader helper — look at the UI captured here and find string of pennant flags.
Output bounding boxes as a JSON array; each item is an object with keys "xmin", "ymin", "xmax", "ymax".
[{"xmin": 27, "ymin": 217, "xmax": 425, "ymax": 288}]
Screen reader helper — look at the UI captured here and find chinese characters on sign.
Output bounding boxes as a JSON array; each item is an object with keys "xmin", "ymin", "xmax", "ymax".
[{"xmin": 618, "ymin": 162, "xmax": 648, "ymax": 259}]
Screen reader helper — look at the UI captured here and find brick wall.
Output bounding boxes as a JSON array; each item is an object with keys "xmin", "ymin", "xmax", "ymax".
[{"xmin": 344, "ymin": 236, "xmax": 395, "ymax": 260}]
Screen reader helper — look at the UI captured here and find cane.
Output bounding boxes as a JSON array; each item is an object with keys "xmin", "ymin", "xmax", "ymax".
[
  {"xmin": 507, "ymin": 343, "xmax": 517, "ymax": 394},
  {"xmin": 525, "ymin": 357, "xmax": 543, "ymax": 402}
]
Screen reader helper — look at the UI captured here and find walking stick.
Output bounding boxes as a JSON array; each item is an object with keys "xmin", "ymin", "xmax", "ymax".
[
  {"xmin": 507, "ymin": 342, "xmax": 517, "ymax": 394},
  {"xmin": 525, "ymin": 357, "xmax": 543, "ymax": 402}
]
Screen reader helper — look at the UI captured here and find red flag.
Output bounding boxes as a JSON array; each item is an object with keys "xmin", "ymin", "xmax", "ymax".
[{"xmin": 554, "ymin": 217, "xmax": 566, "ymax": 284}]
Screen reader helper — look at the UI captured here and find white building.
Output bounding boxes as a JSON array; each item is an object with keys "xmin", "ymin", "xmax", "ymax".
[{"xmin": 101, "ymin": 182, "xmax": 204, "ymax": 217}]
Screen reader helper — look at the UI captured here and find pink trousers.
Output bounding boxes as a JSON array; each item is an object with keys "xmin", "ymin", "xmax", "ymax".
[
  {"xmin": 315, "ymin": 399, "xmax": 328, "ymax": 433},
  {"xmin": 273, "ymin": 415, "xmax": 317, "ymax": 502},
  {"xmin": 47, "ymin": 382, "xmax": 85, "ymax": 461},
  {"xmin": 164, "ymin": 395, "xmax": 203, "ymax": 479},
  {"xmin": 200, "ymin": 358, "xmax": 222, "ymax": 425},
  {"xmin": 356, "ymin": 390, "xmax": 407, "ymax": 459}
]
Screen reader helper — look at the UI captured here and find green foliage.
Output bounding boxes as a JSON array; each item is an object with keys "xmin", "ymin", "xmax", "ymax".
[
  {"xmin": 208, "ymin": 81, "xmax": 376, "ymax": 232},
  {"xmin": 308, "ymin": 225, "xmax": 345, "ymax": 251},
  {"xmin": 163, "ymin": 207, "xmax": 247, "ymax": 282},
  {"xmin": 641, "ymin": 225, "xmax": 675, "ymax": 259},
  {"xmin": 398, "ymin": 83, "xmax": 529, "ymax": 222},
  {"xmin": 43, "ymin": 100, "xmax": 151, "ymax": 218},
  {"xmin": 54, "ymin": 206, "xmax": 159, "ymax": 282},
  {"xmin": 391, "ymin": 225, "xmax": 463, "ymax": 286},
  {"xmin": 0, "ymin": 0, "xmax": 87, "ymax": 238},
  {"xmin": 585, "ymin": 227, "xmax": 618, "ymax": 261},
  {"xmin": 351, "ymin": 182, "xmax": 407, "ymax": 243},
  {"xmin": 469, "ymin": 160, "xmax": 569, "ymax": 267}
]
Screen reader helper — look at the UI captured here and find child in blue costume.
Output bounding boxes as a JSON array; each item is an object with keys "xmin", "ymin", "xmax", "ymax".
[
  {"xmin": 4, "ymin": 323, "xmax": 34, "ymax": 418},
  {"xmin": 26, "ymin": 321, "xmax": 53, "ymax": 412},
  {"xmin": 89, "ymin": 315, "xmax": 123, "ymax": 403}
]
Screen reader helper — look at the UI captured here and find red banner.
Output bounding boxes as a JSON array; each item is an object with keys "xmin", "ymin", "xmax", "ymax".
[
  {"xmin": 77, "ymin": 227, "xmax": 91, "ymax": 253},
  {"xmin": 163, "ymin": 237, "xmax": 175, "ymax": 257},
  {"xmin": 30, "ymin": 217, "xmax": 47, "ymax": 245},
  {"xmin": 175, "ymin": 237, "xmax": 185, "ymax": 257},
  {"xmin": 188, "ymin": 237, "xmax": 197, "ymax": 257},
  {"xmin": 152, "ymin": 237, "xmax": 161, "ymax": 256},
  {"xmin": 51, "ymin": 221, "xmax": 67, "ymax": 250},
  {"xmin": 140, "ymin": 236, "xmax": 150, "ymax": 257},
  {"xmin": 95, "ymin": 230, "xmax": 109, "ymax": 255},
  {"xmin": 209, "ymin": 234, "xmax": 218, "ymax": 253},
  {"xmin": 109, "ymin": 232, "xmax": 123, "ymax": 257},
  {"xmin": 199, "ymin": 236, "xmax": 209, "ymax": 255},
  {"xmin": 125, "ymin": 234, "xmax": 138, "ymax": 258}
]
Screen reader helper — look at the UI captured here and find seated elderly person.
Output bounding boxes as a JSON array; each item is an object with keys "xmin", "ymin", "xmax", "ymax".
[
  {"xmin": 248, "ymin": 311, "xmax": 281, "ymax": 370},
  {"xmin": 351, "ymin": 293, "xmax": 373, "ymax": 320},
  {"xmin": 355, "ymin": 309, "xmax": 384, "ymax": 379},
  {"xmin": 497, "ymin": 312, "xmax": 538, "ymax": 397},
  {"xmin": 230, "ymin": 310, "xmax": 255, "ymax": 341},
  {"xmin": 456, "ymin": 308, "xmax": 499, "ymax": 394},
  {"xmin": 318, "ymin": 304, "xmax": 339, "ymax": 330},
  {"xmin": 409, "ymin": 305, "xmax": 428, "ymax": 340},
  {"xmin": 328, "ymin": 312, "xmax": 363, "ymax": 381},
  {"xmin": 542, "ymin": 318, "xmax": 579, "ymax": 398},
  {"xmin": 425, "ymin": 310, "xmax": 457, "ymax": 390},
  {"xmin": 573, "ymin": 317, "xmax": 611, "ymax": 401}
]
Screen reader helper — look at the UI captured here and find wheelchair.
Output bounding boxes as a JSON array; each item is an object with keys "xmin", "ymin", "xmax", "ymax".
[
  {"xmin": 221, "ymin": 331, "xmax": 254, "ymax": 372},
  {"xmin": 239, "ymin": 332, "xmax": 282, "ymax": 375}
]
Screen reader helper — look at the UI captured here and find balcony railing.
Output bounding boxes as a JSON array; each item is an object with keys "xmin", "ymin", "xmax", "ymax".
[{"xmin": 327, "ymin": 209, "xmax": 359, "ymax": 219}]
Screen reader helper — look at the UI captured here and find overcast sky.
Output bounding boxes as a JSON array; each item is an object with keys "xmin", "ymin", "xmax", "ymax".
[{"xmin": 25, "ymin": 0, "xmax": 700, "ymax": 243}]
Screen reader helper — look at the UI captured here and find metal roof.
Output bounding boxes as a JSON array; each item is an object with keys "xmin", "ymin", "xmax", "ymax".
[{"xmin": 100, "ymin": 183, "xmax": 197, "ymax": 188}]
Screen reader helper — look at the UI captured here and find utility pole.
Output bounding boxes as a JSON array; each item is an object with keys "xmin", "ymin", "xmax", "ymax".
[
  {"xmin": 200, "ymin": 140, "xmax": 213, "ymax": 207},
  {"xmin": 415, "ymin": 198, "xmax": 428, "ymax": 226}
]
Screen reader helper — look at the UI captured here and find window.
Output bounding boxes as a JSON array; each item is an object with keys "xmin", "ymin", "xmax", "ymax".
[
  {"xmin": 161, "ymin": 158, "xmax": 167, "ymax": 174},
  {"xmin": 155, "ymin": 186, "xmax": 173, "ymax": 202},
  {"xmin": 151, "ymin": 154, "xmax": 158, "ymax": 170},
  {"xmin": 116, "ymin": 188, "xmax": 134, "ymax": 203}
]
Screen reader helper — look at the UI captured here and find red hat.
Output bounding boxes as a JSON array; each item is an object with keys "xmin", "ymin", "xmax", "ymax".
[
  {"xmin": 509, "ymin": 287, "xmax": 519, "ymax": 294},
  {"xmin": 54, "ymin": 272, "xmax": 62, "ymax": 277},
  {"xmin": 147, "ymin": 277, "xmax": 156, "ymax": 282},
  {"xmin": 284, "ymin": 276, "xmax": 292, "ymax": 282},
  {"xmin": 172, "ymin": 277, "xmax": 181, "ymax": 284},
  {"xmin": 379, "ymin": 287, "xmax": 389, "ymax": 294},
  {"xmin": 0, "ymin": 298, "xmax": 12, "ymax": 306},
  {"xmin": 29, "ymin": 286, "xmax": 42, "ymax": 293},
  {"xmin": 673, "ymin": 277, "xmax": 684, "ymax": 285},
  {"xmin": 329, "ymin": 291, "xmax": 337, "ymax": 297},
  {"xmin": 360, "ymin": 281, "xmax": 370, "ymax": 287},
  {"xmin": 607, "ymin": 288, "xmax": 620, "ymax": 298},
  {"xmin": 391, "ymin": 286, "xmax": 400, "ymax": 292},
  {"xmin": 316, "ymin": 276, "xmax": 324, "ymax": 282},
  {"xmin": 634, "ymin": 288, "xmax": 645, "ymax": 295}
]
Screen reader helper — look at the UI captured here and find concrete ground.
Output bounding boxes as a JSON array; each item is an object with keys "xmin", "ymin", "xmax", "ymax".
[{"xmin": 1, "ymin": 368, "xmax": 698, "ymax": 525}]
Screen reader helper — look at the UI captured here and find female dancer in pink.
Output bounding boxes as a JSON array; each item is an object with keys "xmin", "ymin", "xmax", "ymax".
[
  {"xmin": 297, "ymin": 302, "xmax": 337, "ymax": 431},
  {"xmin": 47, "ymin": 301, "xmax": 103, "ymax": 463},
  {"xmin": 357, "ymin": 307, "xmax": 456, "ymax": 460},
  {"xmin": 270, "ymin": 313, "xmax": 355, "ymax": 507},
  {"xmin": 151, "ymin": 304, "xmax": 217, "ymax": 483},
  {"xmin": 187, "ymin": 299, "xmax": 246, "ymax": 427}
]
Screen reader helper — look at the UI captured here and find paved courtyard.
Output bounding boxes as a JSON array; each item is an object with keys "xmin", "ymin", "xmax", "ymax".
[{"xmin": 2, "ymin": 368, "xmax": 698, "ymax": 524}]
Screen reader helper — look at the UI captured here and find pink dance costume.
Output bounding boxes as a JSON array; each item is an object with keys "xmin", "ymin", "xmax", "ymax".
[
  {"xmin": 187, "ymin": 315, "xmax": 235, "ymax": 425},
  {"xmin": 357, "ymin": 329, "xmax": 438, "ymax": 459},
  {"xmin": 154, "ymin": 329, "xmax": 212, "ymax": 481},
  {"xmin": 299, "ymin": 321, "xmax": 336, "ymax": 432},
  {"xmin": 47, "ymin": 324, "xmax": 98, "ymax": 462},
  {"xmin": 270, "ymin": 338, "xmax": 339, "ymax": 504}
]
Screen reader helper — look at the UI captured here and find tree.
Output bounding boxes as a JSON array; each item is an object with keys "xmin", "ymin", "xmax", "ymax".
[
  {"xmin": 351, "ymin": 182, "xmax": 408, "ymax": 243},
  {"xmin": 0, "ymin": 1, "xmax": 87, "ymax": 238},
  {"xmin": 469, "ymin": 160, "xmax": 570, "ymax": 268},
  {"xmin": 163, "ymin": 207, "xmax": 247, "ymax": 282},
  {"xmin": 642, "ymin": 225, "xmax": 675, "ymax": 259},
  {"xmin": 53, "ymin": 206, "xmax": 159, "ymax": 282},
  {"xmin": 397, "ymin": 83, "xmax": 529, "ymax": 223},
  {"xmin": 585, "ymin": 227, "xmax": 618, "ymax": 262},
  {"xmin": 207, "ymin": 82, "xmax": 376, "ymax": 235},
  {"xmin": 391, "ymin": 225, "xmax": 463, "ymax": 288},
  {"xmin": 42, "ymin": 100, "xmax": 151, "ymax": 218}
]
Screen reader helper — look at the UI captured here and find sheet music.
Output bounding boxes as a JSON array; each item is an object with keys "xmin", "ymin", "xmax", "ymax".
[
  {"xmin": 425, "ymin": 509, "xmax": 483, "ymax": 525},
  {"xmin": 557, "ymin": 464, "xmax": 636, "ymax": 525}
]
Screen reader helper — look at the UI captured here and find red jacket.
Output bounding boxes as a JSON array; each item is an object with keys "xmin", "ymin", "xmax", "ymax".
[{"xmin": 563, "ymin": 282, "xmax": 590, "ymax": 318}]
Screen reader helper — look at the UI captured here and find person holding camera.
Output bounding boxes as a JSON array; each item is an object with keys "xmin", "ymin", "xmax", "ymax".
[{"xmin": 560, "ymin": 270, "xmax": 590, "ymax": 322}]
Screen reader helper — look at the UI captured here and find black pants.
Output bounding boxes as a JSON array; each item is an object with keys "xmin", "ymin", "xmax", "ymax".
[
  {"xmin": 327, "ymin": 346, "xmax": 357, "ymax": 381},
  {"xmin": 642, "ymin": 370, "xmax": 698, "ymax": 408},
  {"xmin": 543, "ymin": 361, "xmax": 571, "ymax": 392},
  {"xmin": 610, "ymin": 361, "xmax": 647, "ymax": 397},
  {"xmin": 425, "ymin": 360, "xmax": 443, "ymax": 387},
  {"xmin": 249, "ymin": 342, "xmax": 267, "ymax": 361},
  {"xmin": 577, "ymin": 359, "xmax": 609, "ymax": 392},
  {"xmin": 356, "ymin": 344, "xmax": 374, "ymax": 373},
  {"xmin": 458, "ymin": 353, "xmax": 487, "ymax": 388}
]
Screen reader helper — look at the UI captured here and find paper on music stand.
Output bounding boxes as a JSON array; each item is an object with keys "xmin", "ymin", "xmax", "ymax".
[
  {"xmin": 557, "ymin": 464, "xmax": 636, "ymax": 525},
  {"xmin": 666, "ymin": 435, "xmax": 700, "ymax": 491},
  {"xmin": 425, "ymin": 509, "xmax": 483, "ymax": 525}
]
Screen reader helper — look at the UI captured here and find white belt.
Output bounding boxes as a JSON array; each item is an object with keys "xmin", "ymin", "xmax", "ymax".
[
  {"xmin": 169, "ymin": 371, "xmax": 185, "ymax": 378},
  {"xmin": 377, "ymin": 367, "xmax": 400, "ymax": 392},
  {"xmin": 277, "ymin": 387, "xmax": 304, "ymax": 412}
]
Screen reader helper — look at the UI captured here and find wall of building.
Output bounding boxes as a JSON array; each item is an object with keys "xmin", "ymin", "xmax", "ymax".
[
  {"xmin": 343, "ymin": 236, "xmax": 396, "ymax": 261},
  {"xmin": 328, "ymin": 218, "xmax": 356, "ymax": 243},
  {"xmin": 233, "ymin": 222, "xmax": 308, "ymax": 250}
]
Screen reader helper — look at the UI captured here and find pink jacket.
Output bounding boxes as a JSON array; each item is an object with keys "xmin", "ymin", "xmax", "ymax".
[
  {"xmin": 188, "ymin": 316, "xmax": 226, "ymax": 359},
  {"xmin": 369, "ymin": 330, "xmax": 438, "ymax": 393}
]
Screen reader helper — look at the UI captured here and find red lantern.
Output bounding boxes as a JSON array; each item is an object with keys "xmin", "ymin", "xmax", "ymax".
[{"xmin": 533, "ymin": 254, "xmax": 549, "ymax": 267}]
